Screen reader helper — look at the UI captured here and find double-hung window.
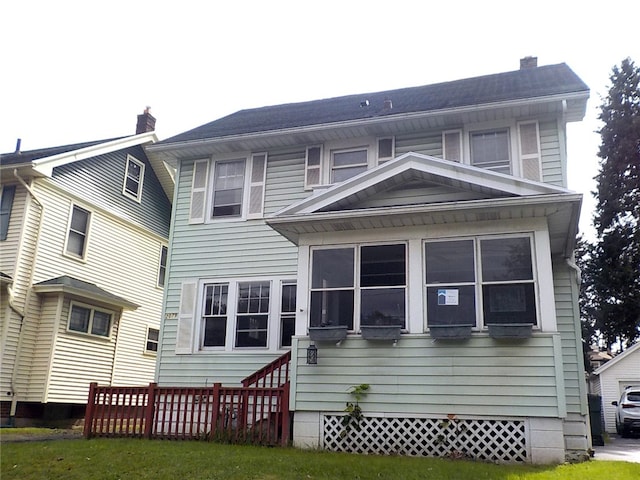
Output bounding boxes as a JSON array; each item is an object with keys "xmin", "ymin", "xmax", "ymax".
[
  {"xmin": 123, "ymin": 155, "xmax": 145, "ymax": 201},
  {"xmin": 425, "ymin": 235, "xmax": 536, "ymax": 328},
  {"xmin": 331, "ymin": 148, "xmax": 368, "ymax": 183},
  {"xmin": 310, "ymin": 244, "xmax": 406, "ymax": 331},
  {"xmin": 146, "ymin": 327, "xmax": 159, "ymax": 353},
  {"xmin": 68, "ymin": 302, "xmax": 113, "ymax": 337},
  {"xmin": 470, "ymin": 129, "xmax": 511, "ymax": 174},
  {"xmin": 212, "ymin": 159, "xmax": 245, "ymax": 217},
  {"xmin": 235, "ymin": 281, "xmax": 270, "ymax": 348},
  {"xmin": 280, "ymin": 282, "xmax": 296, "ymax": 347},
  {"xmin": 202, "ymin": 283, "xmax": 228, "ymax": 347},
  {"xmin": 157, "ymin": 245, "xmax": 168, "ymax": 287},
  {"xmin": 200, "ymin": 280, "xmax": 281, "ymax": 350},
  {"xmin": 65, "ymin": 205, "xmax": 91, "ymax": 259}
]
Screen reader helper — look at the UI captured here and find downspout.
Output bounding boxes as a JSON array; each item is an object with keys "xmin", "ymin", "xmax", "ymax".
[{"xmin": 8, "ymin": 170, "xmax": 45, "ymax": 424}]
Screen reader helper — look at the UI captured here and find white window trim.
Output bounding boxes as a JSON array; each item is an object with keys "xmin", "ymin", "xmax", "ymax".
[
  {"xmin": 144, "ymin": 326, "xmax": 159, "ymax": 354},
  {"xmin": 67, "ymin": 300, "xmax": 114, "ymax": 338},
  {"xmin": 206, "ymin": 154, "xmax": 250, "ymax": 222},
  {"xmin": 196, "ymin": 276, "xmax": 294, "ymax": 353},
  {"xmin": 423, "ymin": 232, "xmax": 539, "ymax": 330},
  {"xmin": 296, "ymin": 218, "xmax": 556, "ymax": 336},
  {"xmin": 122, "ymin": 154, "xmax": 145, "ymax": 202},
  {"xmin": 63, "ymin": 203, "xmax": 91, "ymax": 262},
  {"xmin": 308, "ymin": 242, "xmax": 409, "ymax": 333},
  {"xmin": 376, "ymin": 136, "xmax": 395, "ymax": 164},
  {"xmin": 306, "ymin": 137, "xmax": 382, "ymax": 189},
  {"xmin": 157, "ymin": 244, "xmax": 168, "ymax": 288},
  {"xmin": 461, "ymin": 120, "xmax": 521, "ymax": 177},
  {"xmin": 279, "ymin": 279, "xmax": 297, "ymax": 349}
]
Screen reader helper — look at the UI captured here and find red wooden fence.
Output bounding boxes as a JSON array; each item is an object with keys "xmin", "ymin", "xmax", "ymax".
[
  {"xmin": 84, "ymin": 382, "xmax": 290, "ymax": 445},
  {"xmin": 84, "ymin": 352, "xmax": 292, "ymax": 445}
]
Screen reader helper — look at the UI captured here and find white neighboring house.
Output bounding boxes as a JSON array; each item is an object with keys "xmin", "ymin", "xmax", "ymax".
[
  {"xmin": 591, "ymin": 343, "xmax": 640, "ymax": 433},
  {"xmin": 0, "ymin": 110, "xmax": 174, "ymax": 425}
]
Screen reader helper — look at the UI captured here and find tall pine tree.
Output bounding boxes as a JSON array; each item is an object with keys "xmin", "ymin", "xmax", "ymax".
[{"xmin": 582, "ymin": 58, "xmax": 640, "ymax": 350}]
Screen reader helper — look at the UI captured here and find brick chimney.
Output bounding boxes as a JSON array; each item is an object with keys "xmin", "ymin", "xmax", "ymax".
[
  {"xmin": 520, "ymin": 56, "xmax": 538, "ymax": 69},
  {"xmin": 136, "ymin": 107, "xmax": 156, "ymax": 134}
]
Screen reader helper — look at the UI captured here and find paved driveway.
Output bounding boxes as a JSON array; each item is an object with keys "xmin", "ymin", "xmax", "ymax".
[{"xmin": 593, "ymin": 434, "xmax": 640, "ymax": 463}]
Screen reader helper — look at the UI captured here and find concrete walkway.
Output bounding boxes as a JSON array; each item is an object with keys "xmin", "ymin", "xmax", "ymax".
[{"xmin": 593, "ymin": 434, "xmax": 640, "ymax": 463}]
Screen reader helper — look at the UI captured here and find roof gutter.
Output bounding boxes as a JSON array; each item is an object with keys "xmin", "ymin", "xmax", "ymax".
[{"xmin": 147, "ymin": 91, "xmax": 589, "ymax": 155}]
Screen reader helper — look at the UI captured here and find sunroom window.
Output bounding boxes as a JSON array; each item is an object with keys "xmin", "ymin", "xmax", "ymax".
[
  {"xmin": 425, "ymin": 235, "xmax": 536, "ymax": 328},
  {"xmin": 309, "ymin": 244, "xmax": 406, "ymax": 331}
]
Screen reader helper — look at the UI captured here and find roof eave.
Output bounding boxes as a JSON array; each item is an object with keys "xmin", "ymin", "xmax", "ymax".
[
  {"xmin": 31, "ymin": 132, "xmax": 158, "ymax": 177},
  {"xmin": 33, "ymin": 284, "xmax": 139, "ymax": 310},
  {"xmin": 147, "ymin": 91, "xmax": 589, "ymax": 158},
  {"xmin": 266, "ymin": 193, "xmax": 582, "ymax": 257}
]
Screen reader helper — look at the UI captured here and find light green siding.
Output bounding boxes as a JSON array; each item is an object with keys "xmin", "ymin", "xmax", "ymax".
[
  {"xmin": 292, "ymin": 335, "xmax": 563, "ymax": 418},
  {"xmin": 539, "ymin": 120, "xmax": 564, "ymax": 186},
  {"xmin": 553, "ymin": 260, "xmax": 588, "ymax": 415}
]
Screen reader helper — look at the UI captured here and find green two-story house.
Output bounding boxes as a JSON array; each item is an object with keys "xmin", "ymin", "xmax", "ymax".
[{"xmin": 147, "ymin": 57, "xmax": 591, "ymax": 463}]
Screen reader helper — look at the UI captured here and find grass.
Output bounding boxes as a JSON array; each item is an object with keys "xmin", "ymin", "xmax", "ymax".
[{"xmin": 1, "ymin": 437, "xmax": 638, "ymax": 480}]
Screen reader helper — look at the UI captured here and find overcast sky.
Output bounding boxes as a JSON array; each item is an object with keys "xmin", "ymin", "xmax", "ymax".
[{"xmin": 1, "ymin": 0, "xmax": 638, "ymax": 239}]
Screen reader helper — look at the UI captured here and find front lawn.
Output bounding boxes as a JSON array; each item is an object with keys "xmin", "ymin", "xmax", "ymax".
[{"xmin": 1, "ymin": 437, "xmax": 638, "ymax": 480}]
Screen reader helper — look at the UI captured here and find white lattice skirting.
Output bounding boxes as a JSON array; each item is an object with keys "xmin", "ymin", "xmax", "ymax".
[{"xmin": 322, "ymin": 415, "xmax": 528, "ymax": 462}]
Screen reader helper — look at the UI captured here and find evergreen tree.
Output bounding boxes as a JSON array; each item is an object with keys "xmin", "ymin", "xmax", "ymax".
[{"xmin": 583, "ymin": 58, "xmax": 640, "ymax": 349}]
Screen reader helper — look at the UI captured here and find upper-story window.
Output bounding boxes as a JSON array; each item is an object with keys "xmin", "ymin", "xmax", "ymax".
[
  {"xmin": 65, "ymin": 204, "xmax": 91, "ymax": 259},
  {"xmin": 145, "ymin": 327, "xmax": 159, "ymax": 353},
  {"xmin": 0, "ymin": 184, "xmax": 16, "ymax": 241},
  {"xmin": 212, "ymin": 159, "xmax": 245, "ymax": 217},
  {"xmin": 305, "ymin": 137, "xmax": 395, "ymax": 189},
  {"xmin": 123, "ymin": 155, "xmax": 145, "ymax": 201},
  {"xmin": 470, "ymin": 129, "xmax": 511, "ymax": 174},
  {"xmin": 331, "ymin": 148, "xmax": 368, "ymax": 183},
  {"xmin": 157, "ymin": 245, "xmax": 168, "ymax": 288},
  {"xmin": 189, "ymin": 154, "xmax": 267, "ymax": 224},
  {"xmin": 442, "ymin": 122, "xmax": 541, "ymax": 181}
]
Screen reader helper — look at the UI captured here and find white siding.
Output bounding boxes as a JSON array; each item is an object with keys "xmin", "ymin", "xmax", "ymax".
[
  {"xmin": 47, "ymin": 297, "xmax": 118, "ymax": 402},
  {"xmin": 597, "ymin": 347, "xmax": 640, "ymax": 432},
  {"xmin": 9, "ymin": 178, "xmax": 164, "ymax": 404}
]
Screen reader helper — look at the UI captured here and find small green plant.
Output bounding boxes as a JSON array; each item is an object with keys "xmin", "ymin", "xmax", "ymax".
[
  {"xmin": 436, "ymin": 414, "xmax": 468, "ymax": 459},
  {"xmin": 340, "ymin": 384, "xmax": 370, "ymax": 438}
]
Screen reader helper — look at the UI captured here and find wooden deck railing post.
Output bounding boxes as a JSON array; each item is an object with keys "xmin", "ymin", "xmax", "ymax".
[
  {"xmin": 281, "ymin": 382, "xmax": 290, "ymax": 446},
  {"xmin": 144, "ymin": 382, "xmax": 158, "ymax": 439},
  {"xmin": 211, "ymin": 383, "xmax": 221, "ymax": 437},
  {"xmin": 84, "ymin": 382, "xmax": 98, "ymax": 439}
]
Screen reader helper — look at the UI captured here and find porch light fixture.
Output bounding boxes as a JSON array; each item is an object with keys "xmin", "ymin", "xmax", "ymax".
[{"xmin": 306, "ymin": 344, "xmax": 318, "ymax": 365}]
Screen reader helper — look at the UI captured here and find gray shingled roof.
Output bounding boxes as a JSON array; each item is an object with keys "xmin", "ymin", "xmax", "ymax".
[
  {"xmin": 33, "ymin": 275, "xmax": 138, "ymax": 309},
  {"xmin": 0, "ymin": 138, "xmax": 123, "ymax": 167},
  {"xmin": 159, "ymin": 63, "xmax": 588, "ymax": 145}
]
